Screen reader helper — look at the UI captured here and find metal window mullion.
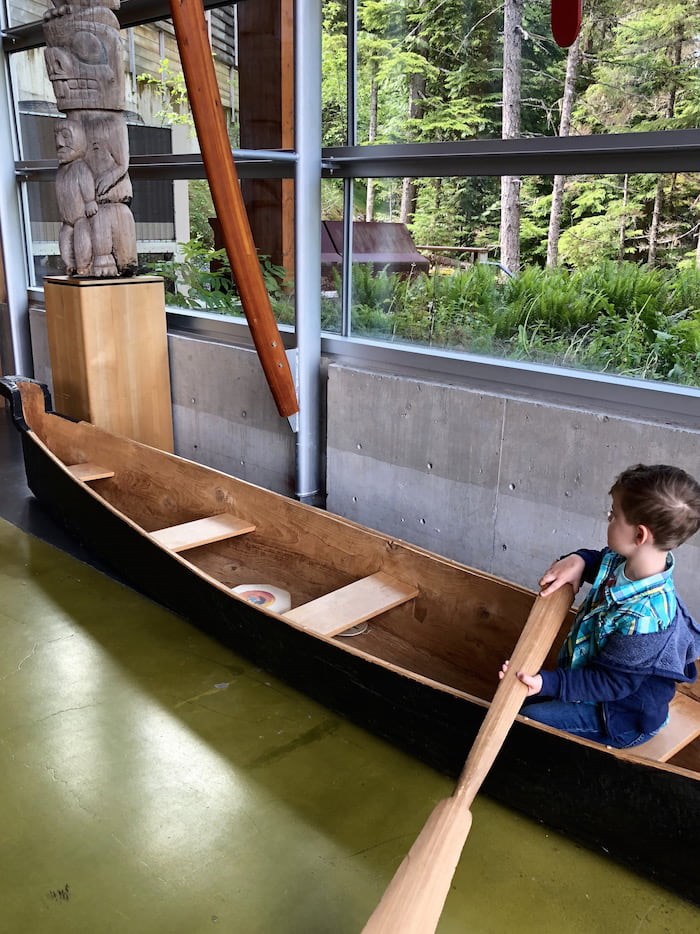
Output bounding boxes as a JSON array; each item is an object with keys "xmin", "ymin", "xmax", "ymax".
[
  {"xmin": 293, "ymin": 0, "xmax": 322, "ymax": 504},
  {"xmin": 0, "ymin": 33, "xmax": 32, "ymax": 374},
  {"xmin": 341, "ymin": 0, "xmax": 358, "ymax": 339}
]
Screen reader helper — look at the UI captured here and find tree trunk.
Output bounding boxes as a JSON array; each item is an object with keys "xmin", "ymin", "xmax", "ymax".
[
  {"xmin": 500, "ymin": 0, "xmax": 523, "ymax": 274},
  {"xmin": 647, "ymin": 180, "xmax": 664, "ymax": 267},
  {"xmin": 647, "ymin": 22, "xmax": 683, "ymax": 266},
  {"xmin": 365, "ymin": 69, "xmax": 378, "ymax": 221},
  {"xmin": 399, "ymin": 178, "xmax": 415, "ymax": 224},
  {"xmin": 618, "ymin": 174, "xmax": 629, "ymax": 261},
  {"xmin": 400, "ymin": 52, "xmax": 426, "ymax": 224},
  {"xmin": 546, "ymin": 36, "xmax": 581, "ymax": 268}
]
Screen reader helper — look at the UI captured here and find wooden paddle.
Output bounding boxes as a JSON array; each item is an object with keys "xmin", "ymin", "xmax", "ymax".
[
  {"xmin": 362, "ymin": 583, "xmax": 574, "ymax": 934},
  {"xmin": 169, "ymin": 0, "xmax": 299, "ymax": 418}
]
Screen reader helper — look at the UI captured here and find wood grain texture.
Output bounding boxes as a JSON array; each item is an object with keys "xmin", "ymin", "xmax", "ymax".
[
  {"xmin": 67, "ymin": 463, "xmax": 116, "ymax": 482},
  {"xmin": 44, "ymin": 276, "xmax": 174, "ymax": 452},
  {"xmin": 22, "ymin": 377, "xmax": 548, "ymax": 691},
  {"xmin": 362, "ymin": 585, "xmax": 574, "ymax": 934},
  {"xmin": 169, "ymin": 0, "xmax": 298, "ymax": 417},
  {"xmin": 151, "ymin": 513, "xmax": 256, "ymax": 552},
  {"xmin": 633, "ymin": 693, "xmax": 700, "ymax": 762},
  {"xmin": 283, "ymin": 571, "xmax": 419, "ymax": 636}
]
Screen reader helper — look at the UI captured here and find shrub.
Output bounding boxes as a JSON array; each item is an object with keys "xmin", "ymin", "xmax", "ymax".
[{"xmin": 151, "ymin": 242, "xmax": 700, "ymax": 387}]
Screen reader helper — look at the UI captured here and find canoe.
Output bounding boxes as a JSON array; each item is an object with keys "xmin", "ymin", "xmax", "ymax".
[{"xmin": 2, "ymin": 374, "xmax": 699, "ymax": 905}]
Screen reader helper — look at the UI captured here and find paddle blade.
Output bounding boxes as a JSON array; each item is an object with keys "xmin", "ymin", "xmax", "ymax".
[
  {"xmin": 362, "ymin": 796, "xmax": 472, "ymax": 934},
  {"xmin": 362, "ymin": 584, "xmax": 574, "ymax": 934},
  {"xmin": 551, "ymin": 0, "xmax": 582, "ymax": 48}
]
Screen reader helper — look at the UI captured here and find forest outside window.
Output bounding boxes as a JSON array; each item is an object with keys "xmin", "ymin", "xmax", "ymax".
[
  {"xmin": 325, "ymin": 0, "xmax": 700, "ymax": 148},
  {"xmin": 321, "ymin": 173, "xmax": 700, "ymax": 387},
  {"xmin": 320, "ymin": 1, "xmax": 700, "ymax": 388}
]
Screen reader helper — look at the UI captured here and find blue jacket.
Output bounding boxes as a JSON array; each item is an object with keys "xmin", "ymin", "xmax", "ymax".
[{"xmin": 539, "ymin": 549, "xmax": 700, "ymax": 743}]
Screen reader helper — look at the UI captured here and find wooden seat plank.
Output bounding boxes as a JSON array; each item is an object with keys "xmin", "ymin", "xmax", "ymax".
[
  {"xmin": 67, "ymin": 462, "xmax": 115, "ymax": 482},
  {"xmin": 283, "ymin": 571, "xmax": 419, "ymax": 637},
  {"xmin": 632, "ymin": 693, "xmax": 700, "ymax": 762},
  {"xmin": 151, "ymin": 513, "xmax": 256, "ymax": 552}
]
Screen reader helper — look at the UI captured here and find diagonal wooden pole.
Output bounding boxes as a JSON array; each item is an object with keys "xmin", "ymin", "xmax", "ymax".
[
  {"xmin": 362, "ymin": 584, "xmax": 574, "ymax": 933},
  {"xmin": 169, "ymin": 0, "xmax": 298, "ymax": 418}
]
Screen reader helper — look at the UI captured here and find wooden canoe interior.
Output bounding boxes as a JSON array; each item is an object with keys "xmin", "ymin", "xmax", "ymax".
[{"xmin": 16, "ymin": 380, "xmax": 700, "ymax": 776}]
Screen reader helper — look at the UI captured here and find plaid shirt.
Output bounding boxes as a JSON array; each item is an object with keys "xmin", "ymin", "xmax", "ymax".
[{"xmin": 560, "ymin": 548, "xmax": 676, "ymax": 670}]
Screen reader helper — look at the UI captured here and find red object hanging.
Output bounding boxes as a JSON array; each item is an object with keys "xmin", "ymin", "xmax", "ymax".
[{"xmin": 551, "ymin": 0, "xmax": 582, "ymax": 48}]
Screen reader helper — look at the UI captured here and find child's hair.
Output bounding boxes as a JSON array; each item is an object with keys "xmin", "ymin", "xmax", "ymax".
[{"xmin": 610, "ymin": 464, "xmax": 700, "ymax": 549}]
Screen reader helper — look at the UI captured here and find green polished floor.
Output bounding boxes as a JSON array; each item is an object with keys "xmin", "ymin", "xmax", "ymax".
[{"xmin": 1, "ymin": 518, "xmax": 699, "ymax": 934}]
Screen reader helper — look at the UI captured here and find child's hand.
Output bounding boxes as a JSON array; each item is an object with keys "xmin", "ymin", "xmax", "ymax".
[
  {"xmin": 499, "ymin": 659, "xmax": 543, "ymax": 696},
  {"xmin": 538, "ymin": 553, "xmax": 585, "ymax": 596}
]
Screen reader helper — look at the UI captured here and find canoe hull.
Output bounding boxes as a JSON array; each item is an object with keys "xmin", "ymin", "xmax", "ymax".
[{"xmin": 3, "ymin": 376, "xmax": 699, "ymax": 905}]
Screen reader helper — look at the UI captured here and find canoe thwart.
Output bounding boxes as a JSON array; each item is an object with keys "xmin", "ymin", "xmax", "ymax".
[
  {"xmin": 632, "ymin": 692, "xmax": 700, "ymax": 762},
  {"xmin": 150, "ymin": 513, "xmax": 256, "ymax": 553},
  {"xmin": 283, "ymin": 571, "xmax": 419, "ymax": 637},
  {"xmin": 67, "ymin": 462, "xmax": 116, "ymax": 482}
]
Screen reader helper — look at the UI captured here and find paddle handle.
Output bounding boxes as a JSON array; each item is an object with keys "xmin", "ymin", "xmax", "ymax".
[
  {"xmin": 362, "ymin": 584, "xmax": 573, "ymax": 934},
  {"xmin": 454, "ymin": 583, "xmax": 574, "ymax": 808},
  {"xmin": 170, "ymin": 0, "xmax": 299, "ymax": 418}
]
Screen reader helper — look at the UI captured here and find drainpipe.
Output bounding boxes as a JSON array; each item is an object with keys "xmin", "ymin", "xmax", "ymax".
[{"xmin": 292, "ymin": 0, "xmax": 323, "ymax": 505}]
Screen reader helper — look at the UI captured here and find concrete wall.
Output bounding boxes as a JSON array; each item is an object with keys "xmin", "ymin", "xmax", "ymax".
[
  {"xmin": 326, "ymin": 364, "xmax": 700, "ymax": 607},
  {"xmin": 28, "ymin": 309, "xmax": 700, "ymax": 607},
  {"xmin": 168, "ymin": 334, "xmax": 296, "ymax": 495}
]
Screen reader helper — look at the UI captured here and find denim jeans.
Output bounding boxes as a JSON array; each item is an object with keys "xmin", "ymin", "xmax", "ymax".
[{"xmin": 521, "ymin": 698, "xmax": 661, "ymax": 749}]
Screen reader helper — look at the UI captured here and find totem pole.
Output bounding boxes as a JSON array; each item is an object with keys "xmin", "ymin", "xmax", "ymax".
[{"xmin": 43, "ymin": 0, "xmax": 138, "ymax": 277}]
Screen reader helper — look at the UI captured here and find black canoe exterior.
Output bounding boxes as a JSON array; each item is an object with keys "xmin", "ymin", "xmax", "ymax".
[{"xmin": 2, "ymin": 376, "xmax": 698, "ymax": 905}]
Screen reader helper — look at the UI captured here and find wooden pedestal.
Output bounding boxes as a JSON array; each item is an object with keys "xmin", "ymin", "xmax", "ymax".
[{"xmin": 44, "ymin": 276, "xmax": 174, "ymax": 452}]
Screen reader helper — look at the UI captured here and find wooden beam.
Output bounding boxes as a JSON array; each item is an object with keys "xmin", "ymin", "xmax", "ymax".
[
  {"xmin": 169, "ymin": 0, "xmax": 298, "ymax": 418},
  {"xmin": 237, "ymin": 0, "xmax": 295, "ymax": 274},
  {"xmin": 284, "ymin": 571, "xmax": 419, "ymax": 637},
  {"xmin": 151, "ymin": 513, "xmax": 256, "ymax": 552},
  {"xmin": 633, "ymin": 693, "xmax": 700, "ymax": 762},
  {"xmin": 67, "ymin": 462, "xmax": 115, "ymax": 482}
]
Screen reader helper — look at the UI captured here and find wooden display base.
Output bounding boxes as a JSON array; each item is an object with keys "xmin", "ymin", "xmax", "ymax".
[{"xmin": 44, "ymin": 276, "xmax": 174, "ymax": 452}]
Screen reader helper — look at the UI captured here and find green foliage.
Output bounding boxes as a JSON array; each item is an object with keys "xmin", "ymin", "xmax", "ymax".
[
  {"xmin": 137, "ymin": 59, "xmax": 193, "ymax": 127},
  {"xmin": 188, "ymin": 181, "xmax": 215, "ymax": 248},
  {"xmin": 319, "ymin": 1, "xmax": 700, "ymax": 270},
  {"xmin": 148, "ymin": 2, "xmax": 700, "ymax": 390},
  {"xmin": 149, "ymin": 239, "xmax": 235, "ymax": 310},
  {"xmin": 147, "ymin": 239, "xmax": 293, "ymax": 322},
  {"xmin": 150, "ymin": 230, "xmax": 700, "ymax": 386},
  {"xmin": 348, "ymin": 260, "xmax": 700, "ymax": 387}
]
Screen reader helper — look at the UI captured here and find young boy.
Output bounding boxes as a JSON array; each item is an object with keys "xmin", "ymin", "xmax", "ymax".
[{"xmin": 501, "ymin": 464, "xmax": 700, "ymax": 748}]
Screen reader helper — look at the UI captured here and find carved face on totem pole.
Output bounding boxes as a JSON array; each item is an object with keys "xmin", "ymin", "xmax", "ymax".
[
  {"xmin": 55, "ymin": 118, "xmax": 88, "ymax": 165},
  {"xmin": 43, "ymin": 1, "xmax": 138, "ymax": 277},
  {"xmin": 43, "ymin": 4, "xmax": 125, "ymax": 113}
]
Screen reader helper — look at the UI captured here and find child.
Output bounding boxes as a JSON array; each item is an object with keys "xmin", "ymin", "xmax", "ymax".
[{"xmin": 500, "ymin": 464, "xmax": 700, "ymax": 748}]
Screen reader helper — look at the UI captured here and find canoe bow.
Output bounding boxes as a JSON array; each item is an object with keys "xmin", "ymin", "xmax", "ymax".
[{"xmin": 169, "ymin": 0, "xmax": 299, "ymax": 418}]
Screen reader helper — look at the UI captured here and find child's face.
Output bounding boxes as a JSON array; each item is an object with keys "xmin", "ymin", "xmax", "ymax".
[{"xmin": 606, "ymin": 492, "xmax": 639, "ymax": 556}]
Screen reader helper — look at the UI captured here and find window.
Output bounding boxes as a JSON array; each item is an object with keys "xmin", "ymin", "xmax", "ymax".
[{"xmin": 320, "ymin": 0, "xmax": 700, "ymax": 388}]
